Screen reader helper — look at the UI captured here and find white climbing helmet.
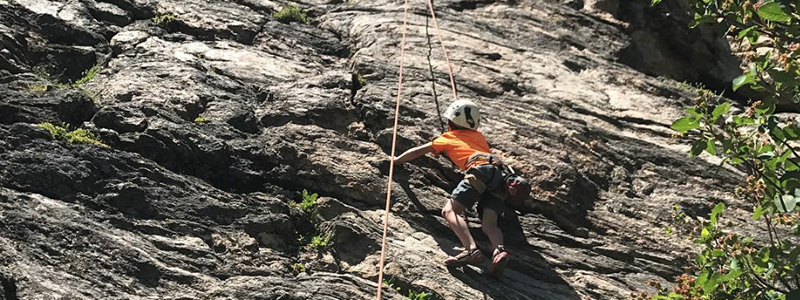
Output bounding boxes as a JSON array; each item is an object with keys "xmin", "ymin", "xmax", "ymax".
[{"xmin": 443, "ymin": 99, "xmax": 480, "ymax": 130}]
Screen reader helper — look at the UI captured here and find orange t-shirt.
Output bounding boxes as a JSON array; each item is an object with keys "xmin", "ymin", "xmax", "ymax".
[{"xmin": 431, "ymin": 129, "xmax": 490, "ymax": 171}]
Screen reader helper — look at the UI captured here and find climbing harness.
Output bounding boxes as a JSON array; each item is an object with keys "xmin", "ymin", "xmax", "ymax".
[{"xmin": 375, "ymin": 0, "xmax": 461, "ymax": 298}]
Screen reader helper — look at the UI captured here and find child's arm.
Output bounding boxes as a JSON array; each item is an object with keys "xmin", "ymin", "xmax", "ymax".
[{"xmin": 393, "ymin": 142, "xmax": 434, "ymax": 165}]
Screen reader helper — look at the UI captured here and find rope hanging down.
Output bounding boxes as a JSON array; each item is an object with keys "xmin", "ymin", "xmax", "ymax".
[
  {"xmin": 375, "ymin": 0, "xmax": 459, "ymax": 298},
  {"xmin": 374, "ymin": 0, "xmax": 409, "ymax": 297}
]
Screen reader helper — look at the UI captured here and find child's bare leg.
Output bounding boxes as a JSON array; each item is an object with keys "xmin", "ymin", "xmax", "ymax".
[
  {"xmin": 441, "ymin": 198, "xmax": 477, "ymax": 250},
  {"xmin": 481, "ymin": 208, "xmax": 504, "ymax": 253}
]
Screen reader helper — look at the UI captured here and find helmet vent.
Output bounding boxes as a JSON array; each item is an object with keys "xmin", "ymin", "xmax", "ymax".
[{"xmin": 464, "ymin": 107, "xmax": 475, "ymax": 128}]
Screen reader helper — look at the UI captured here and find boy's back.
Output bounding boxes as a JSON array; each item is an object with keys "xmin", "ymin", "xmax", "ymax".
[{"xmin": 431, "ymin": 129, "xmax": 490, "ymax": 171}]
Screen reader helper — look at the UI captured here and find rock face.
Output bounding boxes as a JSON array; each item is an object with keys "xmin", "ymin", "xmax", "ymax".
[{"xmin": 0, "ymin": 0, "xmax": 750, "ymax": 299}]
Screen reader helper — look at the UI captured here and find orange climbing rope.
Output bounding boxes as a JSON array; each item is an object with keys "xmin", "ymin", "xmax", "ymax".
[
  {"xmin": 375, "ymin": 0, "xmax": 410, "ymax": 297},
  {"xmin": 424, "ymin": 0, "xmax": 459, "ymax": 100},
  {"xmin": 375, "ymin": 0, "xmax": 459, "ymax": 298}
]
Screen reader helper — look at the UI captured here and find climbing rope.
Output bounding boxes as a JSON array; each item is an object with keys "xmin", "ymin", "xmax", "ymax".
[
  {"xmin": 424, "ymin": 0, "xmax": 459, "ymax": 101},
  {"xmin": 375, "ymin": 0, "xmax": 410, "ymax": 297},
  {"xmin": 375, "ymin": 0, "xmax": 459, "ymax": 298}
]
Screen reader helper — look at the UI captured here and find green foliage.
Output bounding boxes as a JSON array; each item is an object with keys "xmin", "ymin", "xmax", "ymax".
[
  {"xmin": 293, "ymin": 189, "xmax": 332, "ymax": 252},
  {"xmin": 74, "ymin": 65, "xmax": 100, "ymax": 86},
  {"xmin": 291, "ymin": 189, "xmax": 318, "ymax": 213},
  {"xmin": 382, "ymin": 277, "xmax": 432, "ymax": 300},
  {"xmin": 194, "ymin": 116, "xmax": 207, "ymax": 124},
  {"xmin": 659, "ymin": 89, "xmax": 800, "ymax": 298},
  {"xmin": 33, "ymin": 65, "xmax": 101, "ymax": 89},
  {"xmin": 300, "ymin": 189, "xmax": 318, "ymax": 212},
  {"xmin": 273, "ymin": 5, "xmax": 311, "ymax": 24},
  {"xmin": 358, "ymin": 75, "xmax": 367, "ymax": 86},
  {"xmin": 36, "ymin": 123, "xmax": 108, "ymax": 148},
  {"xmin": 153, "ymin": 13, "xmax": 178, "ymax": 27},
  {"xmin": 676, "ymin": 81, "xmax": 708, "ymax": 92},
  {"xmin": 406, "ymin": 290, "xmax": 432, "ymax": 300},
  {"xmin": 290, "ymin": 262, "xmax": 306, "ymax": 274},
  {"xmin": 651, "ymin": 0, "xmax": 800, "ymax": 296},
  {"xmin": 308, "ymin": 233, "xmax": 331, "ymax": 250},
  {"xmin": 28, "ymin": 84, "xmax": 49, "ymax": 92}
]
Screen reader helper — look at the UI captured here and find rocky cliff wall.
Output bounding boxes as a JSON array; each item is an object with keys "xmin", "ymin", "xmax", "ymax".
[{"xmin": 0, "ymin": 0, "xmax": 751, "ymax": 299}]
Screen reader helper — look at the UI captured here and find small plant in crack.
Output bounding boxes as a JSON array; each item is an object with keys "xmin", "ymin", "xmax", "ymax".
[
  {"xmin": 73, "ymin": 65, "xmax": 100, "ymax": 86},
  {"xmin": 31, "ymin": 65, "xmax": 103, "ymax": 104},
  {"xmin": 292, "ymin": 189, "xmax": 334, "ymax": 252},
  {"xmin": 383, "ymin": 277, "xmax": 432, "ymax": 300},
  {"xmin": 383, "ymin": 277, "xmax": 402, "ymax": 292},
  {"xmin": 153, "ymin": 13, "xmax": 179, "ymax": 28},
  {"xmin": 406, "ymin": 290, "xmax": 432, "ymax": 300},
  {"xmin": 675, "ymin": 80, "xmax": 708, "ymax": 93},
  {"xmin": 273, "ymin": 5, "xmax": 311, "ymax": 24},
  {"xmin": 308, "ymin": 232, "xmax": 331, "ymax": 250},
  {"xmin": 28, "ymin": 83, "xmax": 49, "ymax": 92},
  {"xmin": 194, "ymin": 116, "xmax": 208, "ymax": 124},
  {"xmin": 289, "ymin": 262, "xmax": 306, "ymax": 275},
  {"xmin": 290, "ymin": 189, "xmax": 318, "ymax": 213},
  {"xmin": 357, "ymin": 75, "xmax": 367, "ymax": 87},
  {"xmin": 297, "ymin": 231, "xmax": 332, "ymax": 251},
  {"xmin": 36, "ymin": 122, "xmax": 109, "ymax": 148}
]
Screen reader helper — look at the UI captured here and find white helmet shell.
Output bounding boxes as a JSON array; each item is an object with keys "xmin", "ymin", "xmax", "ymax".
[{"xmin": 443, "ymin": 99, "xmax": 480, "ymax": 129}]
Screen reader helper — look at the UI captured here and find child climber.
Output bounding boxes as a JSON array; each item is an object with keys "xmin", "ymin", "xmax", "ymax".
[{"xmin": 393, "ymin": 99, "xmax": 529, "ymax": 276}]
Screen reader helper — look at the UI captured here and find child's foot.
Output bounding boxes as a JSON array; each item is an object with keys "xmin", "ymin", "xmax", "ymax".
[
  {"xmin": 488, "ymin": 245, "xmax": 509, "ymax": 276},
  {"xmin": 444, "ymin": 248, "xmax": 485, "ymax": 267}
]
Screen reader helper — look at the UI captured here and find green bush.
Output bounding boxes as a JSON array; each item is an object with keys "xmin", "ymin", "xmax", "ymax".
[
  {"xmin": 273, "ymin": 5, "xmax": 311, "ymax": 24},
  {"xmin": 36, "ymin": 123, "xmax": 108, "ymax": 148},
  {"xmin": 646, "ymin": 0, "xmax": 800, "ymax": 297}
]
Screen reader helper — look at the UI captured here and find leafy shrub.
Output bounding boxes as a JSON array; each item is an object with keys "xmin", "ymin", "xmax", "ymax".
[
  {"xmin": 273, "ymin": 5, "xmax": 311, "ymax": 24},
  {"xmin": 36, "ymin": 123, "xmax": 108, "ymax": 148},
  {"xmin": 647, "ymin": 0, "xmax": 800, "ymax": 297}
]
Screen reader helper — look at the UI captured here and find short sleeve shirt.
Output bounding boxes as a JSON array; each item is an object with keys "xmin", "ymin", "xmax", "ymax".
[{"xmin": 431, "ymin": 129, "xmax": 490, "ymax": 171}]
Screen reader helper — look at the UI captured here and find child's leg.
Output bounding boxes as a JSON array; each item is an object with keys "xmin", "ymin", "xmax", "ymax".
[
  {"xmin": 481, "ymin": 208, "xmax": 504, "ymax": 252},
  {"xmin": 441, "ymin": 198, "xmax": 477, "ymax": 251}
]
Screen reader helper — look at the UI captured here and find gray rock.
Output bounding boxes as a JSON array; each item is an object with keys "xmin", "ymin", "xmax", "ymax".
[{"xmin": 0, "ymin": 0, "xmax": 758, "ymax": 299}]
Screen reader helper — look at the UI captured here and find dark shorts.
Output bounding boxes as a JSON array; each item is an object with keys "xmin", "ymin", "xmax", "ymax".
[{"xmin": 451, "ymin": 164, "xmax": 506, "ymax": 215}]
